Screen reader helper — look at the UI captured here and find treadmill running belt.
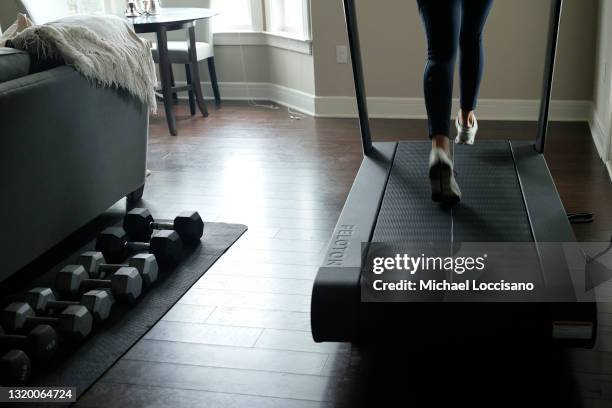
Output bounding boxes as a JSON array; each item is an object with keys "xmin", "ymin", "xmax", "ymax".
[{"xmin": 371, "ymin": 141, "xmax": 533, "ymax": 243}]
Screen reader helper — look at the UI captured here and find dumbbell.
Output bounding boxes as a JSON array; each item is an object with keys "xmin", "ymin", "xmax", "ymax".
[
  {"xmin": 0, "ymin": 324, "xmax": 58, "ymax": 362},
  {"xmin": 26, "ymin": 287, "xmax": 112, "ymax": 321},
  {"xmin": 0, "ymin": 350, "xmax": 30, "ymax": 385},
  {"xmin": 124, "ymin": 208, "xmax": 204, "ymax": 245},
  {"xmin": 77, "ymin": 251, "xmax": 158, "ymax": 287},
  {"xmin": 1, "ymin": 303, "xmax": 92, "ymax": 341},
  {"xmin": 96, "ymin": 227, "xmax": 182, "ymax": 264},
  {"xmin": 56, "ymin": 264, "xmax": 142, "ymax": 303}
]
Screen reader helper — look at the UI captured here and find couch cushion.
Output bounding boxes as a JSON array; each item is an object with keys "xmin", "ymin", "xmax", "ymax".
[{"xmin": 0, "ymin": 47, "xmax": 30, "ymax": 83}]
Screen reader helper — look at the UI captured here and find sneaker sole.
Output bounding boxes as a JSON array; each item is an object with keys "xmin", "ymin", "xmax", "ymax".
[
  {"xmin": 429, "ymin": 162, "xmax": 461, "ymax": 205},
  {"xmin": 455, "ymin": 134, "xmax": 475, "ymax": 145}
]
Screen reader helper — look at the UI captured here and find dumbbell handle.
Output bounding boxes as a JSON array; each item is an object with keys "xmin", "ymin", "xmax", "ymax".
[
  {"xmin": 0, "ymin": 335, "xmax": 57, "ymax": 361},
  {"xmin": 125, "ymin": 241, "xmax": 150, "ymax": 253},
  {"xmin": 98, "ymin": 263, "xmax": 127, "ymax": 271},
  {"xmin": 80, "ymin": 279, "xmax": 112, "ymax": 292},
  {"xmin": 23, "ymin": 316, "xmax": 60, "ymax": 329},
  {"xmin": 0, "ymin": 333, "xmax": 28, "ymax": 345},
  {"xmin": 44, "ymin": 299, "xmax": 79, "ymax": 310},
  {"xmin": 23, "ymin": 316, "xmax": 91, "ymax": 338},
  {"xmin": 96, "ymin": 263, "xmax": 128, "ymax": 278},
  {"xmin": 150, "ymin": 221, "xmax": 174, "ymax": 230}
]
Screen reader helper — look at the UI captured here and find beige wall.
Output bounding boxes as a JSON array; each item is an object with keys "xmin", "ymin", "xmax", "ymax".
[
  {"xmin": 0, "ymin": 1, "xmax": 20, "ymax": 30},
  {"xmin": 268, "ymin": 47, "xmax": 315, "ymax": 93},
  {"xmin": 312, "ymin": 0, "xmax": 597, "ymax": 101},
  {"xmin": 592, "ymin": 0, "xmax": 612, "ymax": 163},
  {"xmin": 1, "ymin": 0, "xmax": 596, "ymax": 106},
  {"xmin": 167, "ymin": 45, "xmax": 315, "ymax": 95}
]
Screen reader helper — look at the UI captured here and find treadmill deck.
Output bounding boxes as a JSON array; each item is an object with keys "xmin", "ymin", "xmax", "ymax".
[{"xmin": 372, "ymin": 141, "xmax": 533, "ymax": 243}]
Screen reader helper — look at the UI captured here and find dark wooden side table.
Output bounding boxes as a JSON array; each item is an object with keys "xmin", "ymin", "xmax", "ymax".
[{"xmin": 129, "ymin": 8, "xmax": 217, "ymax": 136}]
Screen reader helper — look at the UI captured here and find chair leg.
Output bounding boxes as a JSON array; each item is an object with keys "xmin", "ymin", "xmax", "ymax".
[
  {"xmin": 207, "ymin": 57, "xmax": 221, "ymax": 107},
  {"xmin": 187, "ymin": 26, "xmax": 208, "ymax": 117},
  {"xmin": 185, "ymin": 64, "xmax": 196, "ymax": 116},
  {"xmin": 156, "ymin": 27, "xmax": 177, "ymax": 135},
  {"xmin": 170, "ymin": 66, "xmax": 178, "ymax": 103}
]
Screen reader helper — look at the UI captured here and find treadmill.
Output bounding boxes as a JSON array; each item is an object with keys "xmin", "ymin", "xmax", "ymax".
[{"xmin": 311, "ymin": 0, "xmax": 597, "ymax": 347}]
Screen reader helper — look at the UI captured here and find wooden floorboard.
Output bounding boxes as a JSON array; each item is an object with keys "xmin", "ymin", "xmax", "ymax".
[
  {"xmin": 98, "ymin": 360, "xmax": 343, "ymax": 402},
  {"xmin": 76, "ymin": 101, "xmax": 612, "ymax": 407},
  {"xmin": 179, "ymin": 288, "xmax": 312, "ymax": 312},
  {"xmin": 124, "ymin": 339, "xmax": 332, "ymax": 376}
]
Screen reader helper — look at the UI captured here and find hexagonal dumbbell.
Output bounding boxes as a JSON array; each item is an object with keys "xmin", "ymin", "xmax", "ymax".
[
  {"xmin": 1, "ymin": 303, "xmax": 92, "ymax": 341},
  {"xmin": 56, "ymin": 265, "xmax": 142, "ymax": 303},
  {"xmin": 124, "ymin": 208, "xmax": 204, "ymax": 245},
  {"xmin": 26, "ymin": 287, "xmax": 112, "ymax": 322},
  {"xmin": 0, "ymin": 350, "xmax": 30, "ymax": 385},
  {"xmin": 77, "ymin": 251, "xmax": 158, "ymax": 287},
  {"xmin": 96, "ymin": 227, "xmax": 182, "ymax": 265},
  {"xmin": 0, "ymin": 324, "xmax": 58, "ymax": 362}
]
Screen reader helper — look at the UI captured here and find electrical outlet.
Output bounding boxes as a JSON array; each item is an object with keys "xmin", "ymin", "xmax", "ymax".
[{"xmin": 336, "ymin": 45, "xmax": 348, "ymax": 64}]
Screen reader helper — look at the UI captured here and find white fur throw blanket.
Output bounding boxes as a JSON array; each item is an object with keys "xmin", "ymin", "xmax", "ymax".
[{"xmin": 8, "ymin": 14, "xmax": 157, "ymax": 112}]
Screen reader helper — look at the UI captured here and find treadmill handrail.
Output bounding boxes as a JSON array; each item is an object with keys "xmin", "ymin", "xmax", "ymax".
[
  {"xmin": 343, "ymin": 0, "xmax": 373, "ymax": 156},
  {"xmin": 342, "ymin": 0, "xmax": 564, "ymax": 157},
  {"xmin": 536, "ymin": 0, "xmax": 564, "ymax": 154}
]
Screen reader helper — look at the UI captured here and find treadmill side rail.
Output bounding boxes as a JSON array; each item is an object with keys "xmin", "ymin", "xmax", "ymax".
[
  {"xmin": 512, "ymin": 141, "xmax": 597, "ymax": 347},
  {"xmin": 311, "ymin": 142, "xmax": 397, "ymax": 342},
  {"xmin": 511, "ymin": 142, "xmax": 575, "ymax": 243}
]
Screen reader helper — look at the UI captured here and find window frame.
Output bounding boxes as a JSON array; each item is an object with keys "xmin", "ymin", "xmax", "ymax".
[
  {"xmin": 264, "ymin": 0, "xmax": 311, "ymax": 41},
  {"xmin": 212, "ymin": 0, "xmax": 311, "ymax": 42},
  {"xmin": 212, "ymin": 0, "xmax": 264, "ymax": 33}
]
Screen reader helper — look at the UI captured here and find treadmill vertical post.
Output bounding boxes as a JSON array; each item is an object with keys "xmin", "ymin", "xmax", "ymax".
[
  {"xmin": 343, "ymin": 0, "xmax": 374, "ymax": 156},
  {"xmin": 536, "ymin": 0, "xmax": 563, "ymax": 154}
]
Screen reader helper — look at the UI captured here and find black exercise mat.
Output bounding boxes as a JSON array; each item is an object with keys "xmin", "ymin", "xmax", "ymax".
[{"xmin": 11, "ymin": 221, "xmax": 246, "ymax": 406}]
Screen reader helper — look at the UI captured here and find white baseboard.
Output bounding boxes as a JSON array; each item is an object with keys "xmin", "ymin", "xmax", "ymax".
[
  {"xmin": 176, "ymin": 81, "xmax": 591, "ymax": 122},
  {"xmin": 588, "ymin": 107, "xmax": 610, "ymax": 162},
  {"xmin": 588, "ymin": 109, "xmax": 612, "ymax": 183},
  {"xmin": 314, "ymin": 96, "xmax": 591, "ymax": 122},
  {"xmin": 173, "ymin": 81, "xmax": 316, "ymax": 116}
]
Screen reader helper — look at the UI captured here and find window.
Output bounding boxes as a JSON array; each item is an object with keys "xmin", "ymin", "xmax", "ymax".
[
  {"xmin": 63, "ymin": 0, "xmax": 127, "ymax": 14},
  {"xmin": 266, "ymin": 0, "xmax": 309, "ymax": 40},
  {"xmin": 67, "ymin": 0, "xmax": 105, "ymax": 13},
  {"xmin": 212, "ymin": 0, "xmax": 263, "ymax": 32},
  {"xmin": 212, "ymin": 0, "xmax": 310, "ymax": 40}
]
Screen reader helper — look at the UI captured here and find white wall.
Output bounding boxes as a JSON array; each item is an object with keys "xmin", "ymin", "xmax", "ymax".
[{"xmin": 591, "ymin": 0, "xmax": 612, "ymax": 173}]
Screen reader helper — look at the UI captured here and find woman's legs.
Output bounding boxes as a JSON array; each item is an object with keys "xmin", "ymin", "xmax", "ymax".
[
  {"xmin": 459, "ymin": 0, "xmax": 493, "ymax": 126},
  {"xmin": 418, "ymin": 0, "xmax": 461, "ymax": 149}
]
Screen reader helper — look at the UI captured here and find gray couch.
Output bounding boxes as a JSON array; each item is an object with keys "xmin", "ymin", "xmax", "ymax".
[{"xmin": 0, "ymin": 47, "xmax": 149, "ymax": 283}]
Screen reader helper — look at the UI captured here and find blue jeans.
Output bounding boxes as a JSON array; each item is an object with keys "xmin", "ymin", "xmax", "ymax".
[{"xmin": 417, "ymin": 0, "xmax": 494, "ymax": 138}]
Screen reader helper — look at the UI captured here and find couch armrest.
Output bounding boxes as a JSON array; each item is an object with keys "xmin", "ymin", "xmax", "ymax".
[{"xmin": 0, "ymin": 65, "xmax": 149, "ymax": 282}]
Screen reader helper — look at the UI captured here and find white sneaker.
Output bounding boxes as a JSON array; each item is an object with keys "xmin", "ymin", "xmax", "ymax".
[
  {"xmin": 429, "ymin": 147, "xmax": 461, "ymax": 205},
  {"xmin": 455, "ymin": 112, "xmax": 478, "ymax": 145}
]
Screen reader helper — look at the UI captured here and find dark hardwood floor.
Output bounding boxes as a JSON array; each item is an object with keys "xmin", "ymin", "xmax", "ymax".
[{"xmin": 76, "ymin": 101, "xmax": 612, "ymax": 407}]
